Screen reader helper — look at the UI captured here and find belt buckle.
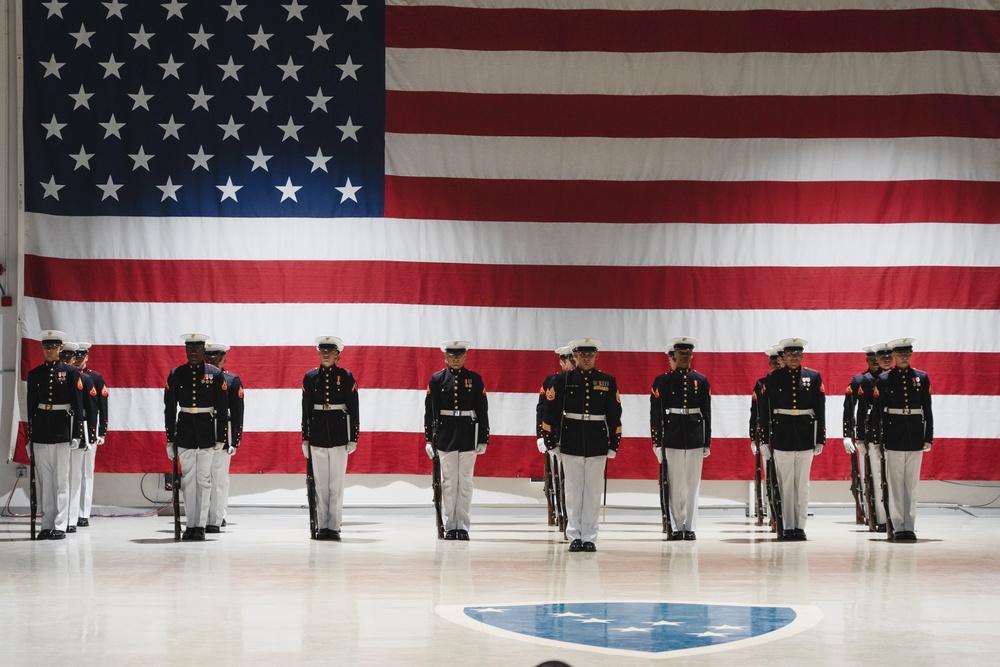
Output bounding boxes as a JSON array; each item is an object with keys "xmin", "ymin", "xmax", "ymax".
[
  {"xmin": 453, "ymin": 410, "xmax": 461, "ymax": 417},
  {"xmin": 583, "ymin": 414, "xmax": 592, "ymax": 421},
  {"xmin": 44, "ymin": 404, "xmax": 52, "ymax": 411},
  {"xmin": 902, "ymin": 408, "xmax": 911, "ymax": 415},
  {"xmin": 789, "ymin": 409, "xmax": 799, "ymax": 416}
]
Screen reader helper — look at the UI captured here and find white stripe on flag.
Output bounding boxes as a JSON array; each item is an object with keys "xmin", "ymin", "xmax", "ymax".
[
  {"xmin": 21, "ymin": 298, "xmax": 1000, "ymax": 352},
  {"xmin": 386, "ymin": 49, "xmax": 1000, "ymax": 96}
]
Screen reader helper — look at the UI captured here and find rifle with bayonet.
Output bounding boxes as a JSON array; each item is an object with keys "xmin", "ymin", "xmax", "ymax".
[
  {"xmin": 29, "ymin": 440, "xmax": 38, "ymax": 540},
  {"xmin": 305, "ymin": 444, "xmax": 318, "ymax": 539},
  {"xmin": 430, "ymin": 386, "xmax": 444, "ymax": 539},
  {"xmin": 849, "ymin": 443, "xmax": 867, "ymax": 525},
  {"xmin": 863, "ymin": 444, "xmax": 878, "ymax": 531},
  {"xmin": 657, "ymin": 399, "xmax": 673, "ymax": 537},
  {"xmin": 753, "ymin": 425, "xmax": 765, "ymax": 526}
]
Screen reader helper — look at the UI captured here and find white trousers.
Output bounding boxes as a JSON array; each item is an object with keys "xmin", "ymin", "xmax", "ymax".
[
  {"xmin": 80, "ymin": 445, "xmax": 96, "ymax": 520},
  {"xmin": 35, "ymin": 442, "xmax": 71, "ymax": 531},
  {"xmin": 773, "ymin": 450, "xmax": 813, "ymax": 531},
  {"xmin": 68, "ymin": 448, "xmax": 86, "ymax": 526},
  {"xmin": 562, "ymin": 454, "xmax": 606, "ymax": 544},
  {"xmin": 311, "ymin": 446, "xmax": 348, "ymax": 532},
  {"xmin": 439, "ymin": 450, "xmax": 476, "ymax": 532},
  {"xmin": 179, "ymin": 448, "xmax": 214, "ymax": 529},
  {"xmin": 665, "ymin": 448, "xmax": 704, "ymax": 532},
  {"xmin": 885, "ymin": 449, "xmax": 923, "ymax": 532},
  {"xmin": 208, "ymin": 449, "xmax": 233, "ymax": 527},
  {"xmin": 861, "ymin": 443, "xmax": 887, "ymax": 525}
]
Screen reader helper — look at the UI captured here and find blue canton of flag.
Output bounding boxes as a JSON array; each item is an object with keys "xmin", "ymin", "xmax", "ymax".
[
  {"xmin": 449, "ymin": 602, "xmax": 819, "ymax": 657},
  {"xmin": 23, "ymin": 0, "xmax": 385, "ymax": 218}
]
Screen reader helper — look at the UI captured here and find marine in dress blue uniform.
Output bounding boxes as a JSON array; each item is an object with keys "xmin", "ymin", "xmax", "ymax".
[
  {"xmin": 842, "ymin": 345, "xmax": 886, "ymax": 530},
  {"xmin": 26, "ymin": 330, "xmax": 88, "ymax": 540},
  {"xmin": 541, "ymin": 338, "xmax": 623, "ymax": 552},
  {"xmin": 870, "ymin": 337, "xmax": 933, "ymax": 542},
  {"xmin": 759, "ymin": 337, "xmax": 826, "ymax": 541},
  {"xmin": 75, "ymin": 342, "xmax": 109, "ymax": 527},
  {"xmin": 301, "ymin": 336, "xmax": 360, "ymax": 541},
  {"xmin": 62, "ymin": 342, "xmax": 98, "ymax": 533},
  {"xmin": 164, "ymin": 333, "xmax": 230, "ymax": 541},
  {"xmin": 205, "ymin": 343, "xmax": 246, "ymax": 533},
  {"xmin": 748, "ymin": 346, "xmax": 782, "ymax": 525},
  {"xmin": 650, "ymin": 337, "xmax": 711, "ymax": 540},
  {"xmin": 423, "ymin": 341, "xmax": 490, "ymax": 540},
  {"xmin": 536, "ymin": 346, "xmax": 575, "ymax": 527},
  {"xmin": 855, "ymin": 342, "xmax": 895, "ymax": 530}
]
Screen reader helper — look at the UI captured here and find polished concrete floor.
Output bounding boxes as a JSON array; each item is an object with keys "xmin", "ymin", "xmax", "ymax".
[{"xmin": 3, "ymin": 506, "xmax": 1000, "ymax": 666}]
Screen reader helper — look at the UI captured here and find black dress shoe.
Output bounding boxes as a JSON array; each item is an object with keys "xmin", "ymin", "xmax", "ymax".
[
  {"xmin": 457, "ymin": 530, "xmax": 470, "ymax": 541},
  {"xmin": 568, "ymin": 539, "xmax": 584, "ymax": 552},
  {"xmin": 182, "ymin": 527, "xmax": 195, "ymax": 541},
  {"xmin": 205, "ymin": 525, "xmax": 221, "ymax": 534},
  {"xmin": 875, "ymin": 524, "xmax": 886, "ymax": 533},
  {"xmin": 443, "ymin": 530, "xmax": 458, "ymax": 540},
  {"xmin": 49, "ymin": 530, "xmax": 66, "ymax": 540},
  {"xmin": 66, "ymin": 525, "xmax": 77, "ymax": 534},
  {"xmin": 77, "ymin": 518, "xmax": 89, "ymax": 527},
  {"xmin": 582, "ymin": 541, "xmax": 596, "ymax": 552},
  {"xmin": 670, "ymin": 531, "xmax": 684, "ymax": 541},
  {"xmin": 192, "ymin": 527, "xmax": 206, "ymax": 541},
  {"xmin": 797, "ymin": 530, "xmax": 807, "ymax": 541},
  {"xmin": 37, "ymin": 529, "xmax": 52, "ymax": 540},
  {"xmin": 329, "ymin": 530, "xmax": 341, "ymax": 541},
  {"xmin": 221, "ymin": 519, "xmax": 227, "ymax": 527},
  {"xmin": 315, "ymin": 529, "xmax": 329, "ymax": 540},
  {"xmin": 896, "ymin": 531, "xmax": 917, "ymax": 542},
  {"xmin": 683, "ymin": 531, "xmax": 696, "ymax": 541}
]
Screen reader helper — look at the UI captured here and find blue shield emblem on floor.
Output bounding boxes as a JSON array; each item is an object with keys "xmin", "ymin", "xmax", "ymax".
[{"xmin": 437, "ymin": 601, "xmax": 822, "ymax": 658}]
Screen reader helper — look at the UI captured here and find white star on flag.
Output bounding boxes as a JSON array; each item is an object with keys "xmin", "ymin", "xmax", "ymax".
[
  {"xmin": 102, "ymin": 1, "xmax": 126, "ymax": 20},
  {"xmin": 40, "ymin": 55, "xmax": 64, "ymax": 79},
  {"xmin": 69, "ymin": 85, "xmax": 93, "ymax": 110},
  {"xmin": 336, "ymin": 55, "xmax": 361, "ymax": 81},
  {"xmin": 222, "ymin": 0, "xmax": 246, "ymax": 22},
  {"xmin": 99, "ymin": 114, "xmax": 125, "ymax": 139},
  {"xmin": 188, "ymin": 146, "xmax": 213, "ymax": 171},
  {"xmin": 337, "ymin": 117, "xmax": 361, "ymax": 142},
  {"xmin": 129, "ymin": 86, "xmax": 154, "ymax": 111},
  {"xmin": 308, "ymin": 28, "xmax": 332, "ymax": 51},
  {"xmin": 157, "ymin": 177, "xmax": 183, "ymax": 202},
  {"xmin": 278, "ymin": 117, "xmax": 303, "ymax": 141},
  {"xmin": 278, "ymin": 57, "xmax": 303, "ymax": 81},
  {"xmin": 42, "ymin": 115, "xmax": 67, "ymax": 139},
  {"xmin": 616, "ymin": 627, "xmax": 651, "ymax": 633},
  {"xmin": 190, "ymin": 25, "xmax": 213, "ymax": 50},
  {"xmin": 307, "ymin": 149, "xmax": 332, "ymax": 173},
  {"xmin": 42, "ymin": 1, "xmax": 67, "ymax": 19},
  {"xmin": 248, "ymin": 148, "xmax": 273, "ymax": 172},
  {"xmin": 99, "ymin": 54, "xmax": 124, "ymax": 78},
  {"xmin": 159, "ymin": 115, "xmax": 184, "ymax": 140},
  {"xmin": 163, "ymin": 1, "xmax": 186, "ymax": 21},
  {"xmin": 97, "ymin": 176, "xmax": 124, "ymax": 201},
  {"xmin": 578, "ymin": 618, "xmax": 613, "ymax": 624},
  {"xmin": 70, "ymin": 25, "xmax": 95, "ymax": 49},
  {"xmin": 276, "ymin": 177, "xmax": 302, "ymax": 202},
  {"xmin": 159, "ymin": 55, "xmax": 183, "ymax": 79},
  {"xmin": 70, "ymin": 147, "xmax": 94, "ymax": 170},
  {"xmin": 217, "ymin": 177, "xmax": 242, "ymax": 202},
  {"xmin": 248, "ymin": 26, "xmax": 272, "ymax": 50},
  {"xmin": 283, "ymin": 0, "xmax": 307, "ymax": 22},
  {"xmin": 336, "ymin": 177, "xmax": 362, "ymax": 202},
  {"xmin": 129, "ymin": 146, "xmax": 155, "ymax": 171},
  {"xmin": 219, "ymin": 56, "xmax": 243, "ymax": 82},
  {"xmin": 130, "ymin": 26, "xmax": 153, "ymax": 49},
  {"xmin": 307, "ymin": 87, "xmax": 332, "ymax": 112},
  {"xmin": 189, "ymin": 86, "xmax": 213, "ymax": 111},
  {"xmin": 41, "ymin": 176, "xmax": 64, "ymax": 200},
  {"xmin": 219, "ymin": 116, "xmax": 244, "ymax": 140},
  {"xmin": 646, "ymin": 620, "xmax": 685, "ymax": 626},
  {"xmin": 342, "ymin": 0, "xmax": 366, "ymax": 22},
  {"xmin": 247, "ymin": 87, "xmax": 272, "ymax": 112}
]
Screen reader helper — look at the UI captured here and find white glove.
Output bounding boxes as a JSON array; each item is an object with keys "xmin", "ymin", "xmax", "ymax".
[
  {"xmin": 346, "ymin": 441, "xmax": 357, "ymax": 454},
  {"xmin": 425, "ymin": 443, "xmax": 435, "ymax": 459},
  {"xmin": 536, "ymin": 437, "xmax": 547, "ymax": 454},
  {"xmin": 226, "ymin": 445, "xmax": 237, "ymax": 456},
  {"xmin": 166, "ymin": 443, "xmax": 175, "ymax": 460},
  {"xmin": 70, "ymin": 438, "xmax": 81, "ymax": 450},
  {"xmin": 750, "ymin": 440, "xmax": 758, "ymax": 455},
  {"xmin": 923, "ymin": 442, "xmax": 932, "ymax": 452},
  {"xmin": 703, "ymin": 448, "xmax": 710, "ymax": 458},
  {"xmin": 814, "ymin": 444, "xmax": 824, "ymax": 456},
  {"xmin": 80, "ymin": 441, "xmax": 91, "ymax": 453},
  {"xmin": 96, "ymin": 436, "xmax": 105, "ymax": 446},
  {"xmin": 475, "ymin": 443, "xmax": 487, "ymax": 455},
  {"xmin": 213, "ymin": 442, "xmax": 224, "ymax": 451},
  {"xmin": 302, "ymin": 441, "xmax": 310, "ymax": 459},
  {"xmin": 653, "ymin": 447, "xmax": 663, "ymax": 464},
  {"xmin": 843, "ymin": 437, "xmax": 856, "ymax": 455},
  {"xmin": 606, "ymin": 449, "xmax": 617, "ymax": 459}
]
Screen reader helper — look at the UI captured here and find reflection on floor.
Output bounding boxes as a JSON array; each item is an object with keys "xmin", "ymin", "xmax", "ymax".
[{"xmin": 3, "ymin": 507, "xmax": 1000, "ymax": 666}]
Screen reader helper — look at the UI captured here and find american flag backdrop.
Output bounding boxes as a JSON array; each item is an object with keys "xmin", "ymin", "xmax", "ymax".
[{"xmin": 13, "ymin": 0, "xmax": 1000, "ymax": 481}]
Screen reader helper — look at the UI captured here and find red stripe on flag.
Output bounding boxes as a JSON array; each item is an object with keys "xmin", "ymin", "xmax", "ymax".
[
  {"xmin": 19, "ymin": 342, "xmax": 1000, "ymax": 397},
  {"xmin": 385, "ymin": 178, "xmax": 1000, "ymax": 224},
  {"xmin": 12, "ymin": 426, "xmax": 995, "ymax": 480},
  {"xmin": 386, "ymin": 7, "xmax": 1000, "ymax": 53},
  {"xmin": 23, "ymin": 255, "xmax": 1000, "ymax": 311},
  {"xmin": 387, "ymin": 92, "xmax": 1000, "ymax": 139}
]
